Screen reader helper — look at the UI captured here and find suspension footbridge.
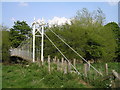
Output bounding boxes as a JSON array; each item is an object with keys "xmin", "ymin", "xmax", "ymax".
[{"xmin": 10, "ymin": 18, "xmax": 103, "ymax": 76}]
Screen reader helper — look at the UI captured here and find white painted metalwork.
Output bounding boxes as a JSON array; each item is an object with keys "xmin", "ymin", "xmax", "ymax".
[
  {"xmin": 41, "ymin": 18, "xmax": 44, "ymax": 65},
  {"xmin": 32, "ymin": 18, "xmax": 36, "ymax": 62},
  {"xmin": 32, "ymin": 18, "xmax": 45, "ymax": 63}
]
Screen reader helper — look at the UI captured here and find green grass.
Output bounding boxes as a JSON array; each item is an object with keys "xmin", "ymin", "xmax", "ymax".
[
  {"xmin": 76, "ymin": 62, "xmax": 120, "ymax": 88},
  {"xmin": 2, "ymin": 62, "xmax": 119, "ymax": 88},
  {"xmin": 2, "ymin": 63, "xmax": 90, "ymax": 88}
]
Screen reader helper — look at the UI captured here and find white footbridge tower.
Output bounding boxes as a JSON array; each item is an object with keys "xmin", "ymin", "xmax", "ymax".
[{"xmin": 32, "ymin": 18, "xmax": 45, "ymax": 64}]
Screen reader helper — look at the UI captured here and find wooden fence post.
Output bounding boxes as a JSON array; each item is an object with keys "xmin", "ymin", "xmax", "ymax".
[
  {"xmin": 57, "ymin": 59, "xmax": 60, "ymax": 71},
  {"xmin": 37, "ymin": 57, "xmax": 40, "ymax": 67},
  {"xmin": 48, "ymin": 55, "xmax": 51, "ymax": 73},
  {"xmin": 64, "ymin": 60, "xmax": 67, "ymax": 74},
  {"xmin": 112, "ymin": 70, "xmax": 120, "ymax": 81},
  {"xmin": 73, "ymin": 59, "xmax": 76, "ymax": 67},
  {"xmin": 61, "ymin": 57, "xmax": 64, "ymax": 72},
  {"xmin": 87, "ymin": 61, "xmax": 90, "ymax": 71},
  {"xmin": 105, "ymin": 63, "xmax": 108, "ymax": 75},
  {"xmin": 53, "ymin": 56, "xmax": 57, "ymax": 64},
  {"xmin": 112, "ymin": 70, "xmax": 120, "ymax": 88},
  {"xmin": 84, "ymin": 64, "xmax": 88, "ymax": 77},
  {"xmin": 68, "ymin": 61, "xmax": 71, "ymax": 73}
]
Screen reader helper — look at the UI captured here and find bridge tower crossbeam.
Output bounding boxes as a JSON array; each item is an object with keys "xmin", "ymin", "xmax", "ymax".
[{"xmin": 32, "ymin": 18, "xmax": 45, "ymax": 64}]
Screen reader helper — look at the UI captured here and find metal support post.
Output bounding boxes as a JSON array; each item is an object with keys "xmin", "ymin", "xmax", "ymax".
[
  {"xmin": 32, "ymin": 21, "xmax": 36, "ymax": 62},
  {"xmin": 41, "ymin": 18, "xmax": 44, "ymax": 65}
]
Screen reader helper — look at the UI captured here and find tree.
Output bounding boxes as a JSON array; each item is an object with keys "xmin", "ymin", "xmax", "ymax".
[
  {"xmin": 72, "ymin": 8, "xmax": 117, "ymax": 62},
  {"xmin": 74, "ymin": 8, "xmax": 105, "ymax": 27},
  {"xmin": 0, "ymin": 25, "xmax": 10, "ymax": 62},
  {"xmin": 104, "ymin": 22, "xmax": 120, "ymax": 61},
  {"xmin": 42, "ymin": 8, "xmax": 117, "ymax": 62},
  {"xmin": 10, "ymin": 21, "xmax": 32, "ymax": 48}
]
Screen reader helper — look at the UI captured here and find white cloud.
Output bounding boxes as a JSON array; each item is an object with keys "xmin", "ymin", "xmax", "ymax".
[
  {"xmin": 106, "ymin": 0, "xmax": 119, "ymax": 6},
  {"xmin": 18, "ymin": 2, "xmax": 28, "ymax": 7},
  {"xmin": 48, "ymin": 17, "xmax": 71, "ymax": 27}
]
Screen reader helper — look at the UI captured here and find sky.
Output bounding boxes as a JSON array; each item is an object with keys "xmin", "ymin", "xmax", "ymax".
[{"xmin": 2, "ymin": 1, "xmax": 119, "ymax": 28}]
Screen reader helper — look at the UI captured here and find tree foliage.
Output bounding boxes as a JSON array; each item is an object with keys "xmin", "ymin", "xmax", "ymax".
[
  {"xmin": 7, "ymin": 8, "xmax": 119, "ymax": 63},
  {"xmin": 10, "ymin": 21, "xmax": 32, "ymax": 48},
  {"xmin": 104, "ymin": 22, "xmax": 120, "ymax": 61},
  {"xmin": 1, "ymin": 25, "xmax": 10, "ymax": 62},
  {"xmin": 42, "ymin": 8, "xmax": 117, "ymax": 62}
]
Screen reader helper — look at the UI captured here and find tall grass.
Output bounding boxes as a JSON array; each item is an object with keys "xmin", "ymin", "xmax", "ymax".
[
  {"xmin": 76, "ymin": 62, "xmax": 120, "ymax": 88},
  {"xmin": 2, "ymin": 62, "xmax": 119, "ymax": 88},
  {"xmin": 2, "ymin": 63, "xmax": 90, "ymax": 88}
]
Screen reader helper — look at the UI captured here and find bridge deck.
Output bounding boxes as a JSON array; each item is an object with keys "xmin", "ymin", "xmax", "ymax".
[{"xmin": 10, "ymin": 49, "xmax": 33, "ymax": 61}]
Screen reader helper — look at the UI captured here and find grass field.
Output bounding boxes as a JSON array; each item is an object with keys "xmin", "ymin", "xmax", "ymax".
[
  {"xmin": 2, "ymin": 62, "xmax": 119, "ymax": 88},
  {"xmin": 2, "ymin": 63, "xmax": 91, "ymax": 88},
  {"xmin": 75, "ymin": 62, "xmax": 120, "ymax": 88}
]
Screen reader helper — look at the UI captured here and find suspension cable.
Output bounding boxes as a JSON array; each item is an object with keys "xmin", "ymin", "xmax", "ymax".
[
  {"xmin": 48, "ymin": 28, "xmax": 103, "ymax": 76},
  {"xmin": 17, "ymin": 36, "xmax": 32, "ymax": 49},
  {"xmin": 44, "ymin": 33, "xmax": 81, "ymax": 75}
]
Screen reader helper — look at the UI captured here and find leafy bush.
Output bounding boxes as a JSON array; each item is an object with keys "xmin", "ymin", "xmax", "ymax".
[{"xmin": 1, "ymin": 26, "xmax": 10, "ymax": 63}]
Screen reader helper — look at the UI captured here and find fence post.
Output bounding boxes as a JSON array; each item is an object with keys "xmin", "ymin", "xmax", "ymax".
[
  {"xmin": 87, "ymin": 61, "xmax": 90, "ymax": 71},
  {"xmin": 61, "ymin": 57, "xmax": 64, "ymax": 72},
  {"xmin": 68, "ymin": 61, "xmax": 71, "ymax": 73},
  {"xmin": 112, "ymin": 70, "xmax": 120, "ymax": 80},
  {"xmin": 64, "ymin": 60, "xmax": 67, "ymax": 74},
  {"xmin": 112, "ymin": 70, "xmax": 120, "ymax": 88},
  {"xmin": 105, "ymin": 63, "xmax": 108, "ymax": 75},
  {"xmin": 53, "ymin": 58, "xmax": 55, "ymax": 63},
  {"xmin": 73, "ymin": 59, "xmax": 76, "ymax": 67},
  {"xmin": 55, "ymin": 56, "xmax": 57, "ymax": 63},
  {"xmin": 48, "ymin": 55, "xmax": 51, "ymax": 73},
  {"xmin": 57, "ymin": 59, "xmax": 60, "ymax": 71},
  {"xmin": 84, "ymin": 64, "xmax": 88, "ymax": 77},
  {"xmin": 53, "ymin": 56, "xmax": 57, "ymax": 64}
]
